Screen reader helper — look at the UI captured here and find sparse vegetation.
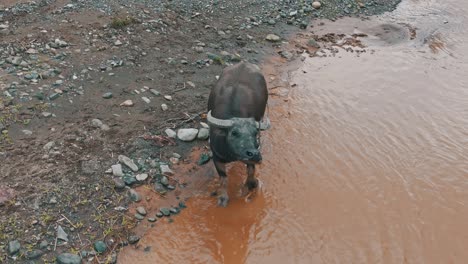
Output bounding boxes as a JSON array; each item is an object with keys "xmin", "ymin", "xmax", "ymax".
[{"xmin": 110, "ymin": 16, "xmax": 137, "ymax": 29}]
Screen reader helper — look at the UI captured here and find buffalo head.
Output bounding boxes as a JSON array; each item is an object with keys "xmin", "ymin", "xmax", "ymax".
[{"xmin": 207, "ymin": 111, "xmax": 270, "ymax": 163}]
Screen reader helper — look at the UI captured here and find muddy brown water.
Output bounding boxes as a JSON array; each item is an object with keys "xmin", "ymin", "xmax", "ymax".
[{"xmin": 118, "ymin": 0, "xmax": 468, "ymax": 263}]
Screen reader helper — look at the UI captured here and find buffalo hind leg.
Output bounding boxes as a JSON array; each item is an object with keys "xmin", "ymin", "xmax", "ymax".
[
  {"xmin": 245, "ymin": 164, "xmax": 259, "ymax": 190},
  {"xmin": 213, "ymin": 157, "xmax": 229, "ymax": 207}
]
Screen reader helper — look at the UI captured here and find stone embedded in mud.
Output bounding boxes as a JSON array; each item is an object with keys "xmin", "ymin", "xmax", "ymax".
[
  {"xmin": 167, "ymin": 185, "xmax": 176, "ymax": 190},
  {"xmin": 102, "ymin": 92, "xmax": 113, "ymax": 99},
  {"xmin": 279, "ymin": 50, "xmax": 294, "ymax": 60},
  {"xmin": 160, "ymin": 176, "xmax": 169, "ymax": 186},
  {"xmin": 165, "ymin": 128, "xmax": 177, "ymax": 138},
  {"xmin": 307, "ymin": 38, "xmax": 321, "ymax": 49},
  {"xmin": 148, "ymin": 217, "xmax": 157, "ymax": 222},
  {"xmin": 129, "ymin": 189, "xmax": 141, "ymax": 202},
  {"xmin": 56, "ymin": 253, "xmax": 82, "ymax": 264},
  {"xmin": 154, "ymin": 183, "xmax": 167, "ymax": 194},
  {"xmin": 156, "ymin": 212, "xmax": 163, "ymax": 218},
  {"xmin": 164, "ymin": 95, "xmax": 173, "ymax": 101},
  {"xmin": 178, "ymin": 202, "xmax": 187, "ymax": 209},
  {"xmin": 312, "ymin": 1, "xmax": 322, "ymax": 9},
  {"xmin": 118, "ymin": 155, "xmax": 139, "ymax": 172},
  {"xmin": 128, "ymin": 236, "xmax": 140, "ymax": 244},
  {"xmin": 8, "ymin": 240, "xmax": 21, "ymax": 255},
  {"xmin": 266, "ymin": 34, "xmax": 281, "ymax": 42},
  {"xmin": 198, "ymin": 153, "xmax": 211, "ymax": 165},
  {"xmin": 94, "ymin": 241, "xmax": 107, "ymax": 253},
  {"xmin": 134, "ymin": 213, "xmax": 145, "ymax": 220},
  {"xmin": 111, "ymin": 164, "xmax": 124, "ymax": 177},
  {"xmin": 160, "ymin": 164, "xmax": 174, "ymax": 176},
  {"xmin": 177, "ymin": 128, "xmax": 199, "ymax": 141},
  {"xmin": 170, "ymin": 208, "xmax": 179, "ymax": 214},
  {"xmin": 161, "ymin": 103, "xmax": 168, "ymax": 111},
  {"xmin": 160, "ymin": 208, "xmax": 171, "ymax": 216},
  {"xmin": 197, "ymin": 128, "xmax": 209, "ymax": 140},
  {"xmin": 136, "ymin": 206, "xmax": 147, "ymax": 216}
]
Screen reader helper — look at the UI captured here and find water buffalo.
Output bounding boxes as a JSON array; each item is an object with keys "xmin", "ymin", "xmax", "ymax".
[{"xmin": 207, "ymin": 62, "xmax": 270, "ymax": 207}]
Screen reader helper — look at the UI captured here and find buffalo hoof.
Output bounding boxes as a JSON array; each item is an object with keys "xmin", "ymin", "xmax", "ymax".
[
  {"xmin": 245, "ymin": 178, "xmax": 259, "ymax": 190},
  {"xmin": 217, "ymin": 190, "xmax": 229, "ymax": 207}
]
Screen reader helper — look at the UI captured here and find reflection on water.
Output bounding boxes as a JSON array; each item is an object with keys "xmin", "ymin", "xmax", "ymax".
[{"xmin": 119, "ymin": 0, "xmax": 468, "ymax": 263}]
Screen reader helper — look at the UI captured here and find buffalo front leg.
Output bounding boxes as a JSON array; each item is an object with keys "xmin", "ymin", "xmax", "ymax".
[
  {"xmin": 245, "ymin": 164, "xmax": 259, "ymax": 190},
  {"xmin": 213, "ymin": 157, "xmax": 229, "ymax": 207}
]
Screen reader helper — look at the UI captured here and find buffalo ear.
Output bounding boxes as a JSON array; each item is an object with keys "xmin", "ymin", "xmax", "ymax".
[{"xmin": 207, "ymin": 111, "xmax": 234, "ymax": 128}]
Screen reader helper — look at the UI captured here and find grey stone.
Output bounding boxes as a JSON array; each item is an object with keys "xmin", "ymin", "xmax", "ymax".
[
  {"xmin": 177, "ymin": 128, "xmax": 198, "ymax": 142},
  {"xmin": 118, "ymin": 155, "xmax": 139, "ymax": 172},
  {"xmin": 266, "ymin": 34, "xmax": 281, "ymax": 42},
  {"xmin": 129, "ymin": 189, "xmax": 141, "ymax": 202},
  {"xmin": 56, "ymin": 253, "xmax": 82, "ymax": 264},
  {"xmin": 165, "ymin": 128, "xmax": 176, "ymax": 138},
  {"xmin": 197, "ymin": 128, "xmax": 209, "ymax": 140},
  {"xmin": 136, "ymin": 173, "xmax": 148, "ymax": 182},
  {"xmin": 94, "ymin": 241, "xmax": 107, "ymax": 253},
  {"xmin": 128, "ymin": 236, "xmax": 140, "ymax": 244},
  {"xmin": 136, "ymin": 206, "xmax": 147, "ymax": 216},
  {"xmin": 160, "ymin": 164, "xmax": 174, "ymax": 176},
  {"xmin": 8, "ymin": 240, "xmax": 21, "ymax": 255},
  {"xmin": 57, "ymin": 225, "xmax": 68, "ymax": 242},
  {"xmin": 111, "ymin": 164, "xmax": 124, "ymax": 177}
]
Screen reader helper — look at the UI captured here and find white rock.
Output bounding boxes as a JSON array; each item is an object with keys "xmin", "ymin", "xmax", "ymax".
[
  {"xmin": 114, "ymin": 40, "xmax": 123, "ymax": 46},
  {"xmin": 111, "ymin": 164, "xmax": 124, "ymax": 177},
  {"xmin": 118, "ymin": 155, "xmax": 139, "ymax": 172},
  {"xmin": 197, "ymin": 128, "xmax": 209, "ymax": 140},
  {"xmin": 186, "ymin": 81, "xmax": 196, "ymax": 88},
  {"xmin": 150, "ymin": 89, "xmax": 160, "ymax": 96},
  {"xmin": 312, "ymin": 1, "xmax": 321, "ymax": 9},
  {"xmin": 161, "ymin": 104, "xmax": 168, "ymax": 111},
  {"xmin": 266, "ymin": 34, "xmax": 281, "ymax": 42},
  {"xmin": 136, "ymin": 173, "xmax": 148, "ymax": 181},
  {"xmin": 120, "ymin": 100, "xmax": 134, "ymax": 106},
  {"xmin": 0, "ymin": 24, "xmax": 9, "ymax": 29},
  {"xmin": 100, "ymin": 124, "xmax": 110, "ymax": 131},
  {"xmin": 22, "ymin": 130, "xmax": 33, "ymax": 135},
  {"xmin": 200, "ymin": 122, "xmax": 209, "ymax": 129},
  {"xmin": 177, "ymin": 128, "xmax": 199, "ymax": 142},
  {"xmin": 26, "ymin": 48, "xmax": 38, "ymax": 54},
  {"xmin": 43, "ymin": 141, "xmax": 55, "ymax": 151},
  {"xmin": 91, "ymin": 119, "xmax": 103, "ymax": 128},
  {"xmin": 160, "ymin": 164, "xmax": 174, "ymax": 175},
  {"xmin": 170, "ymin": 157, "xmax": 179, "ymax": 164},
  {"xmin": 142, "ymin": 97, "xmax": 151, "ymax": 104},
  {"xmin": 165, "ymin": 128, "xmax": 177, "ymax": 138},
  {"xmin": 164, "ymin": 95, "xmax": 172, "ymax": 101}
]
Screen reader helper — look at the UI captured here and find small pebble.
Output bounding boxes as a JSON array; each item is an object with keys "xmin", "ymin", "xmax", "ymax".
[{"xmin": 136, "ymin": 206, "xmax": 147, "ymax": 216}]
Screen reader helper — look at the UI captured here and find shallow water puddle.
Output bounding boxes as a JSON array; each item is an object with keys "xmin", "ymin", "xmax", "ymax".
[{"xmin": 118, "ymin": 0, "xmax": 468, "ymax": 263}]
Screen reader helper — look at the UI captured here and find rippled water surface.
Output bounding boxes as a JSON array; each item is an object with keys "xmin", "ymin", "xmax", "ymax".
[{"xmin": 119, "ymin": 0, "xmax": 468, "ymax": 263}]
